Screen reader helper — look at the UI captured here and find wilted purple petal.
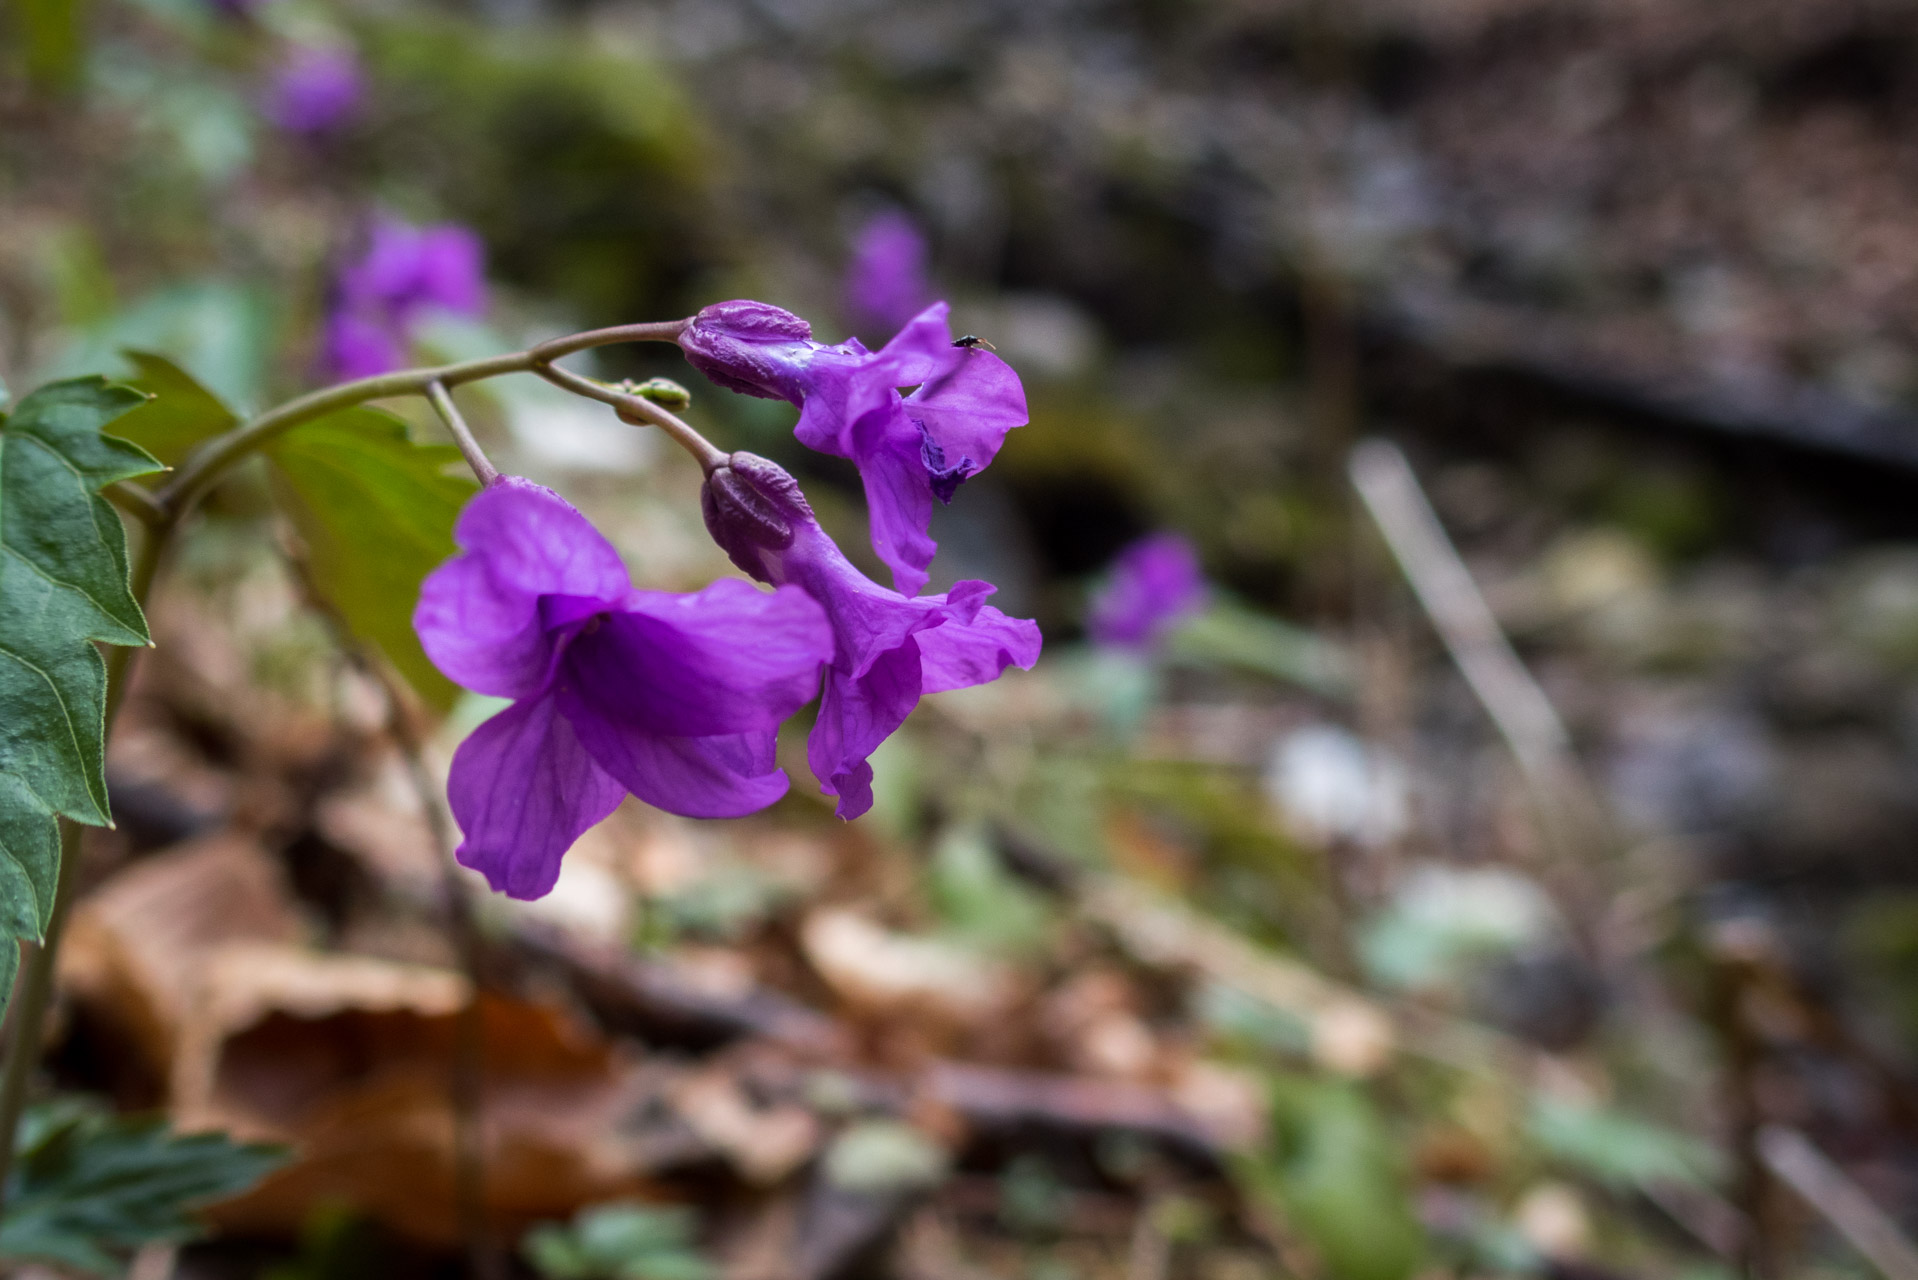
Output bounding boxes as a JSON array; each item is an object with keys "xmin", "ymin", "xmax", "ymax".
[
  {"xmin": 1086, "ymin": 532, "xmax": 1207, "ymax": 650},
  {"xmin": 448, "ymin": 693, "xmax": 627, "ymax": 900},
  {"xmin": 264, "ymin": 46, "xmax": 363, "ymax": 135},
  {"xmin": 845, "ymin": 209, "xmax": 932, "ymax": 340}
]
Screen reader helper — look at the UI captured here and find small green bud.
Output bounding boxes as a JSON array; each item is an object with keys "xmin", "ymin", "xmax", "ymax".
[{"xmin": 622, "ymin": 377, "xmax": 692, "ymax": 410}]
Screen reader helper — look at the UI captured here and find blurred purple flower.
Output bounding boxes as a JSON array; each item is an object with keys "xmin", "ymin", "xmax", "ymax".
[
  {"xmin": 325, "ymin": 219, "xmax": 487, "ymax": 379},
  {"xmin": 265, "ymin": 46, "xmax": 364, "ymax": 136},
  {"xmin": 845, "ymin": 209, "xmax": 931, "ymax": 339},
  {"xmin": 679, "ymin": 299, "xmax": 1027, "ymax": 596},
  {"xmin": 414, "ymin": 478, "xmax": 834, "ymax": 899},
  {"xmin": 704, "ymin": 452, "xmax": 1041, "ymax": 819},
  {"xmin": 1086, "ymin": 532, "xmax": 1206, "ymax": 650}
]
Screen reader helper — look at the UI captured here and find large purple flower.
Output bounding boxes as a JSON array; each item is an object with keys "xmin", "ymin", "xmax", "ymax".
[
  {"xmin": 265, "ymin": 45, "xmax": 363, "ymax": 135},
  {"xmin": 845, "ymin": 209, "xmax": 932, "ymax": 340},
  {"xmin": 678, "ymin": 300, "xmax": 1027, "ymax": 597},
  {"xmin": 324, "ymin": 219, "xmax": 487, "ymax": 379},
  {"xmin": 1086, "ymin": 532, "xmax": 1207, "ymax": 651},
  {"xmin": 415, "ymin": 478, "xmax": 833, "ymax": 899},
  {"xmin": 703, "ymin": 453, "xmax": 1041, "ymax": 819}
]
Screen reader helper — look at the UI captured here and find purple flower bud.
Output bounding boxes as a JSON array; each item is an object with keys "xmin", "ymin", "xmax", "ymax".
[
  {"xmin": 264, "ymin": 46, "xmax": 363, "ymax": 136},
  {"xmin": 705, "ymin": 453, "xmax": 1041, "ymax": 818},
  {"xmin": 677, "ymin": 300, "xmax": 1027, "ymax": 596},
  {"xmin": 414, "ymin": 478, "xmax": 835, "ymax": 898},
  {"xmin": 678, "ymin": 300, "xmax": 816, "ymax": 401},
  {"xmin": 845, "ymin": 209, "xmax": 932, "ymax": 340},
  {"xmin": 1086, "ymin": 533, "xmax": 1207, "ymax": 651}
]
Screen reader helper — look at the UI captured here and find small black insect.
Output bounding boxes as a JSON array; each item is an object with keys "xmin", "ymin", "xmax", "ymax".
[{"xmin": 951, "ymin": 334, "xmax": 997, "ymax": 351}]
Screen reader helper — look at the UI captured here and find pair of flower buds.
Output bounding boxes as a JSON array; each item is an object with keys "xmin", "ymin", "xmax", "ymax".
[{"xmin": 414, "ymin": 299, "xmax": 1040, "ymax": 899}]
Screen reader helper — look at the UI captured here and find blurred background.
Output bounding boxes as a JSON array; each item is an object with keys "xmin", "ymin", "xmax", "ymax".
[{"xmin": 7, "ymin": 0, "xmax": 1918, "ymax": 1277}]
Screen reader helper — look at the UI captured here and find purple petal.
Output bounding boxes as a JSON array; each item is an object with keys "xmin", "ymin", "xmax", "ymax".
[
  {"xmin": 1086, "ymin": 532, "xmax": 1207, "ymax": 649},
  {"xmin": 558, "ymin": 579, "xmax": 830, "ymax": 737},
  {"xmin": 856, "ymin": 439, "xmax": 937, "ymax": 597},
  {"xmin": 264, "ymin": 46, "xmax": 363, "ymax": 135},
  {"xmin": 415, "ymin": 226, "xmax": 487, "ymax": 317},
  {"xmin": 917, "ymin": 602, "xmax": 1044, "ymax": 693},
  {"xmin": 904, "ymin": 348, "xmax": 1027, "ymax": 492},
  {"xmin": 845, "ymin": 210, "xmax": 932, "ymax": 340},
  {"xmin": 323, "ymin": 309, "xmax": 406, "ymax": 380},
  {"xmin": 558, "ymin": 688, "xmax": 792, "ymax": 819},
  {"xmin": 414, "ymin": 479, "xmax": 628, "ymax": 698},
  {"xmin": 448, "ymin": 693, "xmax": 627, "ymax": 900},
  {"xmin": 808, "ymin": 640, "xmax": 924, "ymax": 820}
]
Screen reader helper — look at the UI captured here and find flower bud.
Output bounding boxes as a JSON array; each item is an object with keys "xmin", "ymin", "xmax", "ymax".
[
  {"xmin": 701, "ymin": 452, "xmax": 814, "ymax": 583},
  {"xmin": 625, "ymin": 376, "xmax": 692, "ymax": 409},
  {"xmin": 677, "ymin": 300, "xmax": 815, "ymax": 402}
]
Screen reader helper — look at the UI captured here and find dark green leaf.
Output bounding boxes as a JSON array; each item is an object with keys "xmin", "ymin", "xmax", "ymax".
[
  {"xmin": 111, "ymin": 350, "xmax": 238, "ymax": 469},
  {"xmin": 0, "ymin": 1099, "xmax": 288, "ymax": 1275},
  {"xmin": 0, "ymin": 379, "xmax": 159, "ymax": 963},
  {"xmin": 268, "ymin": 407, "xmax": 477, "ymax": 712}
]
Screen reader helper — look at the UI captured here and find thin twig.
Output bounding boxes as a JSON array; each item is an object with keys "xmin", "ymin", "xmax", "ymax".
[
  {"xmin": 426, "ymin": 381, "xmax": 499, "ymax": 487},
  {"xmin": 531, "ymin": 360, "xmax": 729, "ymax": 473},
  {"xmin": 1760, "ymin": 1126, "xmax": 1918, "ymax": 1280},
  {"xmin": 1348, "ymin": 438, "xmax": 1613, "ymax": 945}
]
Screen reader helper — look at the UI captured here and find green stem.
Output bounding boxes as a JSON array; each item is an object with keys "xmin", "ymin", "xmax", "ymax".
[
  {"xmin": 157, "ymin": 317, "xmax": 691, "ymax": 518},
  {"xmin": 0, "ymin": 518, "xmax": 172, "ymax": 1206}
]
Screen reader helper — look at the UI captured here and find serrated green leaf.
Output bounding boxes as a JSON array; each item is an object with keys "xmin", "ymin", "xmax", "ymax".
[
  {"xmin": 111, "ymin": 350, "xmax": 238, "ymax": 469},
  {"xmin": 0, "ymin": 1099, "xmax": 288, "ymax": 1275},
  {"xmin": 0, "ymin": 379, "xmax": 160, "ymax": 961},
  {"xmin": 268, "ymin": 407, "xmax": 477, "ymax": 713}
]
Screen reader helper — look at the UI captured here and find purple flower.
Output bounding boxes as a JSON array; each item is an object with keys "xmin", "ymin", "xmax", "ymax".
[
  {"xmin": 1086, "ymin": 533, "xmax": 1207, "ymax": 651},
  {"xmin": 265, "ymin": 46, "xmax": 363, "ymax": 135},
  {"xmin": 679, "ymin": 300, "xmax": 1027, "ymax": 597},
  {"xmin": 845, "ymin": 209, "xmax": 932, "ymax": 339},
  {"xmin": 324, "ymin": 219, "xmax": 487, "ymax": 379},
  {"xmin": 703, "ymin": 453, "xmax": 1041, "ymax": 819},
  {"xmin": 414, "ymin": 478, "xmax": 834, "ymax": 899}
]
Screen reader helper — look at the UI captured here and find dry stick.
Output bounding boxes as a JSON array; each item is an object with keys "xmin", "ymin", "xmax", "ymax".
[
  {"xmin": 1347, "ymin": 439, "xmax": 1611, "ymax": 948},
  {"xmin": 1759, "ymin": 1126, "xmax": 1918, "ymax": 1280}
]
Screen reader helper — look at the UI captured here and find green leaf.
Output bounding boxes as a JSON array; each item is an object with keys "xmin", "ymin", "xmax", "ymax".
[
  {"xmin": 267, "ymin": 408, "xmax": 477, "ymax": 712},
  {"xmin": 1528, "ymin": 1096, "xmax": 1723, "ymax": 1190},
  {"xmin": 111, "ymin": 350, "xmax": 238, "ymax": 469},
  {"xmin": 1239, "ymin": 1079, "xmax": 1425, "ymax": 1280},
  {"xmin": 0, "ymin": 1098, "xmax": 288, "ymax": 1275},
  {"xmin": 0, "ymin": 379, "xmax": 159, "ymax": 959},
  {"xmin": 524, "ymin": 1203, "xmax": 713, "ymax": 1280}
]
